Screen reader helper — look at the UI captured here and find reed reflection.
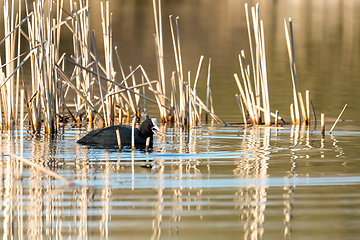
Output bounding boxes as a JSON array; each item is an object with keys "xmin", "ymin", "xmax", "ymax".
[
  {"xmin": 152, "ymin": 126, "xmax": 205, "ymax": 238},
  {"xmin": 0, "ymin": 133, "xmax": 108, "ymax": 239},
  {"xmin": 74, "ymin": 143, "xmax": 91, "ymax": 240},
  {"xmin": 151, "ymin": 157, "xmax": 164, "ymax": 240},
  {"xmin": 234, "ymin": 127, "xmax": 270, "ymax": 240}
]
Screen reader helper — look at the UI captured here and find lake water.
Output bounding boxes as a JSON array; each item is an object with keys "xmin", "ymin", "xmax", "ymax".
[{"xmin": 1, "ymin": 0, "xmax": 360, "ymax": 239}]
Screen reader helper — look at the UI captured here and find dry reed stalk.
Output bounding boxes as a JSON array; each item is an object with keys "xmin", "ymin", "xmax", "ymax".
[
  {"xmin": 193, "ymin": 55, "xmax": 204, "ymax": 92},
  {"xmin": 71, "ymin": 2, "xmax": 81, "ymax": 114},
  {"xmin": 187, "ymin": 72, "xmax": 192, "ymax": 127},
  {"xmin": 290, "ymin": 103, "xmax": 295, "ymax": 124},
  {"xmin": 68, "ymin": 1, "xmax": 93, "ymax": 122},
  {"xmin": 25, "ymin": 1, "xmax": 40, "ymax": 133},
  {"xmin": 235, "ymin": 4, "xmax": 271, "ymax": 126},
  {"xmin": 15, "ymin": 1, "xmax": 22, "ymax": 129},
  {"xmin": 205, "ymin": 58, "xmax": 212, "ymax": 121},
  {"xmin": 65, "ymin": 59, "xmax": 165, "ymax": 110},
  {"xmin": 310, "ymin": 100, "xmax": 317, "ymax": 123},
  {"xmin": 284, "ymin": 18, "xmax": 300, "ymax": 124},
  {"xmin": 0, "ymin": 12, "xmax": 33, "ymax": 46},
  {"xmin": 131, "ymin": 118, "xmax": 135, "ymax": 151},
  {"xmin": 192, "ymin": 94, "xmax": 225, "ymax": 125},
  {"xmin": 101, "ymin": 1, "xmax": 115, "ymax": 125},
  {"xmin": 114, "ymin": 46, "xmax": 125, "ymax": 121},
  {"xmin": 37, "ymin": 0, "xmax": 59, "ymax": 133},
  {"xmin": 3, "ymin": 0, "xmax": 16, "ymax": 130},
  {"xmin": 170, "ymin": 72, "xmax": 180, "ymax": 124},
  {"xmin": 255, "ymin": 105, "xmax": 284, "ymax": 122},
  {"xmin": 139, "ymin": 65, "xmax": 169, "ymax": 112},
  {"xmin": 244, "ymin": 4, "xmax": 258, "ymax": 108},
  {"xmin": 176, "ymin": 17, "xmax": 184, "ymax": 83},
  {"xmin": 238, "ymin": 53, "xmax": 258, "ymax": 124},
  {"xmin": 258, "ymin": 20, "xmax": 271, "ymax": 126},
  {"xmin": 171, "ymin": 14, "xmax": 211, "ymax": 126},
  {"xmin": 329, "ymin": 104, "xmax": 347, "ymax": 134},
  {"xmin": 321, "ymin": 113, "xmax": 325, "ymax": 135},
  {"xmin": 128, "ymin": 66, "xmax": 137, "ymax": 114},
  {"xmin": 235, "ymin": 94, "xmax": 247, "ymax": 126},
  {"xmin": 152, "ymin": 0, "xmax": 167, "ymax": 122},
  {"xmin": 92, "ymin": 30, "xmax": 107, "ymax": 126},
  {"xmin": 306, "ymin": 90, "xmax": 310, "ymax": 124},
  {"xmin": 20, "ymin": 89, "xmax": 24, "ymax": 174},
  {"xmin": 234, "ymin": 73, "xmax": 256, "ymax": 125},
  {"xmin": 169, "ymin": 15, "xmax": 182, "ymax": 84},
  {"xmin": 116, "ymin": 129, "xmax": 121, "ymax": 151},
  {"xmin": 191, "ymin": 57, "xmax": 204, "ymax": 124},
  {"xmin": 54, "ymin": 63, "xmax": 105, "ymax": 122},
  {"xmin": 275, "ymin": 110, "xmax": 279, "ymax": 126},
  {"xmin": 0, "ymin": 48, "xmax": 37, "ymax": 90},
  {"xmin": 169, "ymin": 15, "xmax": 186, "ymax": 124},
  {"xmin": 176, "ymin": 17, "xmax": 185, "ymax": 122},
  {"xmin": 298, "ymin": 92, "xmax": 307, "ymax": 123},
  {"xmin": 130, "ymin": 66, "xmax": 140, "ymax": 116},
  {"xmin": 251, "ymin": 5, "xmax": 261, "ymax": 112}
]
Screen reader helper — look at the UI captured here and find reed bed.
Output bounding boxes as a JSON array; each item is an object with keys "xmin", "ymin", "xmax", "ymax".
[
  {"xmin": 0, "ymin": 0, "xmax": 347, "ymax": 136},
  {"xmin": 234, "ymin": 4, "xmax": 274, "ymax": 126},
  {"xmin": 284, "ymin": 18, "xmax": 312, "ymax": 125},
  {"xmin": 0, "ymin": 0, "xmax": 223, "ymax": 136},
  {"xmin": 156, "ymin": 0, "xmax": 223, "ymax": 127},
  {"xmin": 233, "ymin": 4, "xmax": 327, "ymax": 127}
]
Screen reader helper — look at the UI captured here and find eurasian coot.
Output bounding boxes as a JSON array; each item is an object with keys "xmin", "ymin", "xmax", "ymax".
[{"xmin": 77, "ymin": 118, "xmax": 159, "ymax": 149}]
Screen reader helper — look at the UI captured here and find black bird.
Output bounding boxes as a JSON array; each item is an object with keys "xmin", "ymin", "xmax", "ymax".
[{"xmin": 77, "ymin": 118, "xmax": 159, "ymax": 149}]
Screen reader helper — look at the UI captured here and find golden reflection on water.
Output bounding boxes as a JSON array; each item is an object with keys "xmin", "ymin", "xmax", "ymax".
[
  {"xmin": 233, "ymin": 127, "xmax": 269, "ymax": 240},
  {"xmin": 0, "ymin": 123, "xmax": 352, "ymax": 239}
]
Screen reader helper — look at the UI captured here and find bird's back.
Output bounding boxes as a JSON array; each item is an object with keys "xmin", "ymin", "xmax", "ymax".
[{"xmin": 77, "ymin": 125, "xmax": 151, "ymax": 148}]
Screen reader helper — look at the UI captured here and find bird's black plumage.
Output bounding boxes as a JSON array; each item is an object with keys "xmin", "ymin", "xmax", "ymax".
[{"xmin": 77, "ymin": 119, "xmax": 159, "ymax": 149}]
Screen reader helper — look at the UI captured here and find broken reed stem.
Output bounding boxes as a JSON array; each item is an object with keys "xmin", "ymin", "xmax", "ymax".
[
  {"xmin": 193, "ymin": 55, "xmax": 204, "ymax": 92},
  {"xmin": 7, "ymin": 153, "xmax": 74, "ymax": 186},
  {"xmin": 275, "ymin": 110, "xmax": 278, "ymax": 127},
  {"xmin": 329, "ymin": 104, "xmax": 347, "ymax": 134},
  {"xmin": 255, "ymin": 105, "xmax": 284, "ymax": 121},
  {"xmin": 116, "ymin": 129, "xmax": 121, "ymax": 151},
  {"xmin": 321, "ymin": 113, "xmax": 325, "ymax": 136}
]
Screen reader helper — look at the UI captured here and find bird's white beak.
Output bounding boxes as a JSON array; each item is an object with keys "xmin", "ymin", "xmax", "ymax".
[{"xmin": 151, "ymin": 118, "xmax": 160, "ymax": 135}]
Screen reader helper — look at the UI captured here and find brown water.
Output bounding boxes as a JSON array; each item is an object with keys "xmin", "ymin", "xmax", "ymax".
[{"xmin": 1, "ymin": 0, "xmax": 360, "ymax": 239}]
